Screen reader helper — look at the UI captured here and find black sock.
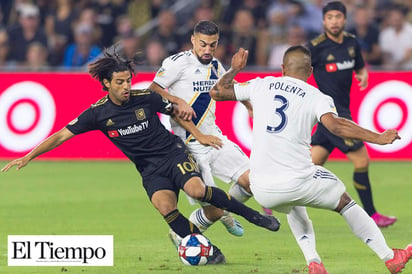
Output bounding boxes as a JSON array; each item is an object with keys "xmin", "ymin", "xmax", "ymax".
[
  {"xmin": 353, "ymin": 170, "xmax": 376, "ymax": 216},
  {"xmin": 201, "ymin": 186, "xmax": 261, "ymax": 224},
  {"xmin": 164, "ymin": 209, "xmax": 201, "ymax": 238}
]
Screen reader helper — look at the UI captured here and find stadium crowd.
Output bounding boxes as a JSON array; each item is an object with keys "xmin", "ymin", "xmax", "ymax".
[{"xmin": 0, "ymin": 0, "xmax": 411, "ymax": 71}]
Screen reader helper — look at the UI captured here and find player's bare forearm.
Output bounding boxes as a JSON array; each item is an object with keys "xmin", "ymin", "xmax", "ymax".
[
  {"xmin": 210, "ymin": 69, "xmax": 238, "ymax": 101},
  {"xmin": 171, "ymin": 114, "xmax": 222, "ymax": 149},
  {"xmin": 321, "ymin": 113, "xmax": 400, "ymax": 145},
  {"xmin": 1, "ymin": 128, "xmax": 74, "ymax": 172}
]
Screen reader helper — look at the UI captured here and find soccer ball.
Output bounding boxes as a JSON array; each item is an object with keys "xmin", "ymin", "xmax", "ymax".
[{"xmin": 178, "ymin": 234, "xmax": 213, "ymax": 266}]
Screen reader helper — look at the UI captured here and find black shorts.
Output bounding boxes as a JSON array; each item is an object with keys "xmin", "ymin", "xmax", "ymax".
[
  {"xmin": 141, "ymin": 147, "xmax": 201, "ymax": 200},
  {"xmin": 311, "ymin": 123, "xmax": 364, "ymax": 154}
]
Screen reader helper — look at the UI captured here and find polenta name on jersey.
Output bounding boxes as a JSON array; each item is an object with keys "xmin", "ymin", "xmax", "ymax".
[
  {"xmin": 193, "ymin": 80, "xmax": 217, "ymax": 92},
  {"xmin": 113, "ymin": 121, "xmax": 149, "ymax": 137},
  {"xmin": 269, "ymin": 81, "xmax": 306, "ymax": 98}
]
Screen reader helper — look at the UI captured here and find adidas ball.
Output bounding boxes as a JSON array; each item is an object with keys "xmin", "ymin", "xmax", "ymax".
[{"xmin": 178, "ymin": 234, "xmax": 213, "ymax": 266}]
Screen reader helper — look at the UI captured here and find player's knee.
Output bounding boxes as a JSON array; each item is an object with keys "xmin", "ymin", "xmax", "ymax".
[
  {"xmin": 183, "ymin": 177, "xmax": 206, "ymax": 200},
  {"xmin": 237, "ymin": 171, "xmax": 252, "ymax": 194},
  {"xmin": 334, "ymin": 192, "xmax": 353, "ymax": 212}
]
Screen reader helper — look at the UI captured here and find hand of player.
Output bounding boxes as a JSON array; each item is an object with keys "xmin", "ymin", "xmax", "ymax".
[
  {"xmin": 176, "ymin": 98, "xmax": 196, "ymax": 121},
  {"xmin": 1, "ymin": 157, "xmax": 29, "ymax": 172},
  {"xmin": 231, "ymin": 48, "xmax": 248, "ymax": 71},
  {"xmin": 355, "ymin": 73, "xmax": 368, "ymax": 90},
  {"xmin": 376, "ymin": 129, "xmax": 401, "ymax": 145},
  {"xmin": 196, "ymin": 135, "xmax": 223, "ymax": 149}
]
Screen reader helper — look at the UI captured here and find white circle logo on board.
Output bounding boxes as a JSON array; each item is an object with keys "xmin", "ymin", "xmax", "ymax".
[
  {"xmin": 0, "ymin": 81, "xmax": 56, "ymax": 152},
  {"xmin": 358, "ymin": 80, "xmax": 412, "ymax": 152},
  {"xmin": 232, "ymin": 102, "xmax": 252, "ymax": 150}
]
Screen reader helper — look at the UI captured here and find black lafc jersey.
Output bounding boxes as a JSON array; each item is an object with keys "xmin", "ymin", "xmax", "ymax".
[
  {"xmin": 307, "ymin": 32, "xmax": 365, "ymax": 118},
  {"xmin": 66, "ymin": 89, "xmax": 184, "ymax": 175}
]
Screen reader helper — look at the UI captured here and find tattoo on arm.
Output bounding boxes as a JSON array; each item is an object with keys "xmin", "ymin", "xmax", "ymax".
[{"xmin": 213, "ymin": 69, "xmax": 239, "ymax": 100}]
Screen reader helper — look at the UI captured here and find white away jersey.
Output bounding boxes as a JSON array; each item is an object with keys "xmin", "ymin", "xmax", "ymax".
[
  {"xmin": 153, "ymin": 50, "xmax": 225, "ymax": 143},
  {"xmin": 234, "ymin": 76, "xmax": 337, "ymax": 187}
]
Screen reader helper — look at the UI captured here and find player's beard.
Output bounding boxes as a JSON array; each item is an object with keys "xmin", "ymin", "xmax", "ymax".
[
  {"xmin": 325, "ymin": 25, "xmax": 344, "ymax": 39},
  {"xmin": 197, "ymin": 54, "xmax": 213, "ymax": 65}
]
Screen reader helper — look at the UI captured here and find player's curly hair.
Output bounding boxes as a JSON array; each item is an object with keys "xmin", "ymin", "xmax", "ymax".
[{"xmin": 88, "ymin": 46, "xmax": 142, "ymax": 91}]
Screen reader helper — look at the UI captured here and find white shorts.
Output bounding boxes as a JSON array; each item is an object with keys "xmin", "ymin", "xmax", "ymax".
[
  {"xmin": 186, "ymin": 133, "xmax": 249, "ymax": 205},
  {"xmin": 251, "ymin": 166, "xmax": 346, "ymax": 214}
]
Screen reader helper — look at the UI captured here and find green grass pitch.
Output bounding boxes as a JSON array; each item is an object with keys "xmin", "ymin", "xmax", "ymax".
[{"xmin": 0, "ymin": 161, "xmax": 411, "ymax": 274}]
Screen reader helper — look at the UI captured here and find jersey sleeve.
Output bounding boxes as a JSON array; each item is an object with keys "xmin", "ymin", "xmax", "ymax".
[
  {"xmin": 315, "ymin": 93, "xmax": 338, "ymax": 122},
  {"xmin": 354, "ymin": 38, "xmax": 365, "ymax": 70},
  {"xmin": 149, "ymin": 91, "xmax": 174, "ymax": 115},
  {"xmin": 65, "ymin": 108, "xmax": 97, "ymax": 135},
  {"xmin": 152, "ymin": 54, "xmax": 183, "ymax": 88},
  {"xmin": 233, "ymin": 78, "xmax": 261, "ymax": 101}
]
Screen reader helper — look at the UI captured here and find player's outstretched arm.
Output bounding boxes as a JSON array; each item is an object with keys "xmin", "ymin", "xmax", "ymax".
[
  {"xmin": 210, "ymin": 48, "xmax": 249, "ymax": 101},
  {"xmin": 171, "ymin": 112, "xmax": 222, "ymax": 149},
  {"xmin": 320, "ymin": 113, "xmax": 400, "ymax": 145},
  {"xmin": 1, "ymin": 128, "xmax": 75, "ymax": 172},
  {"xmin": 149, "ymin": 82, "xmax": 196, "ymax": 121}
]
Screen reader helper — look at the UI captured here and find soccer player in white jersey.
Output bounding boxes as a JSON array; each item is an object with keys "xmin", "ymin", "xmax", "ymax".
[
  {"xmin": 210, "ymin": 46, "xmax": 411, "ymax": 274},
  {"xmin": 149, "ymin": 21, "xmax": 260, "ymax": 243}
]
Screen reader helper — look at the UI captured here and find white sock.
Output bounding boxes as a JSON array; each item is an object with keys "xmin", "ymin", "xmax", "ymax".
[
  {"xmin": 189, "ymin": 208, "xmax": 214, "ymax": 233},
  {"xmin": 287, "ymin": 206, "xmax": 321, "ymax": 265},
  {"xmin": 228, "ymin": 183, "xmax": 252, "ymax": 203},
  {"xmin": 340, "ymin": 200, "xmax": 394, "ymax": 261}
]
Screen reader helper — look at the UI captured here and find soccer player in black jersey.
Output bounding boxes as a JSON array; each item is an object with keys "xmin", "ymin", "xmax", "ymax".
[
  {"xmin": 1, "ymin": 48, "xmax": 280, "ymax": 264},
  {"xmin": 307, "ymin": 1, "xmax": 396, "ymax": 228}
]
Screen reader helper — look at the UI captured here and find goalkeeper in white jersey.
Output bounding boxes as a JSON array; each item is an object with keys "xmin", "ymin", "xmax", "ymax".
[
  {"xmin": 150, "ymin": 21, "xmax": 263, "ymax": 245},
  {"xmin": 210, "ymin": 45, "xmax": 411, "ymax": 274}
]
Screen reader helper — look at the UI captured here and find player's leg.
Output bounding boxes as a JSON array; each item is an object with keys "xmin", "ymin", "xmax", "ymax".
[
  {"xmin": 287, "ymin": 207, "xmax": 321, "ymax": 266},
  {"xmin": 335, "ymin": 192, "xmax": 410, "ymax": 273},
  {"xmin": 346, "ymin": 146, "xmax": 397, "ymax": 227},
  {"xmin": 311, "ymin": 145, "xmax": 330, "ymax": 166},
  {"xmin": 183, "ymin": 176, "xmax": 280, "ymax": 231},
  {"xmin": 151, "ymin": 189, "xmax": 202, "ymax": 238}
]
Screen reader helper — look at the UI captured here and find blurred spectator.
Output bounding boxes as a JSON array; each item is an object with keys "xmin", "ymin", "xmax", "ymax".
[
  {"xmin": 91, "ymin": 0, "xmax": 128, "ymax": 48},
  {"xmin": 63, "ymin": 22, "xmax": 101, "ymax": 67},
  {"xmin": 150, "ymin": 10, "xmax": 180, "ymax": 56},
  {"xmin": 45, "ymin": 0, "xmax": 78, "ymax": 66},
  {"xmin": 221, "ymin": 0, "xmax": 268, "ymax": 31},
  {"xmin": 222, "ymin": 9, "xmax": 258, "ymax": 65},
  {"xmin": 266, "ymin": 0, "xmax": 294, "ymax": 43},
  {"xmin": 113, "ymin": 15, "xmax": 134, "ymax": 43},
  {"xmin": 379, "ymin": 4, "xmax": 412, "ymax": 70},
  {"xmin": 145, "ymin": 39, "xmax": 167, "ymax": 68},
  {"xmin": 76, "ymin": 7, "xmax": 102, "ymax": 47},
  {"xmin": 288, "ymin": 0, "xmax": 322, "ymax": 40},
  {"xmin": 23, "ymin": 41, "xmax": 50, "ymax": 71},
  {"xmin": 116, "ymin": 31, "xmax": 140, "ymax": 61},
  {"xmin": 267, "ymin": 24, "xmax": 306, "ymax": 69},
  {"xmin": 0, "ymin": 27, "xmax": 16, "ymax": 69},
  {"xmin": 348, "ymin": 5, "xmax": 382, "ymax": 66},
  {"xmin": 0, "ymin": 0, "xmax": 13, "ymax": 26},
  {"xmin": 7, "ymin": 3, "xmax": 48, "ymax": 64}
]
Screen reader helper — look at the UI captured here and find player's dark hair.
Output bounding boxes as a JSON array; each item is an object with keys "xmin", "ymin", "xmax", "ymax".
[
  {"xmin": 322, "ymin": 1, "xmax": 346, "ymax": 18},
  {"xmin": 193, "ymin": 20, "xmax": 219, "ymax": 36},
  {"xmin": 283, "ymin": 45, "xmax": 311, "ymax": 60},
  {"xmin": 88, "ymin": 46, "xmax": 137, "ymax": 92}
]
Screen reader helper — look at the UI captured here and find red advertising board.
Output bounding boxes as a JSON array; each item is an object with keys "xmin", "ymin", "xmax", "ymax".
[{"xmin": 0, "ymin": 72, "xmax": 411, "ymax": 160}]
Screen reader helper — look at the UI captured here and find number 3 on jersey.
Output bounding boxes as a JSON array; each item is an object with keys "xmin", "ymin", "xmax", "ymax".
[{"xmin": 267, "ymin": 95, "xmax": 288, "ymax": 133}]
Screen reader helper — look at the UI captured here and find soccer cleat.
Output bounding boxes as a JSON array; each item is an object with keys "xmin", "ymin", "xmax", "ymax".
[
  {"xmin": 385, "ymin": 248, "xmax": 410, "ymax": 274},
  {"xmin": 262, "ymin": 206, "xmax": 273, "ymax": 216},
  {"xmin": 168, "ymin": 229, "xmax": 182, "ymax": 250},
  {"xmin": 371, "ymin": 212, "xmax": 397, "ymax": 228},
  {"xmin": 207, "ymin": 244, "xmax": 226, "ymax": 264},
  {"xmin": 220, "ymin": 212, "xmax": 244, "ymax": 237},
  {"xmin": 307, "ymin": 262, "xmax": 328, "ymax": 274},
  {"xmin": 252, "ymin": 214, "xmax": 280, "ymax": 232}
]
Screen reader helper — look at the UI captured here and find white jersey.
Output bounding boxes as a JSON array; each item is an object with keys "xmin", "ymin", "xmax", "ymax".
[
  {"xmin": 153, "ymin": 50, "xmax": 226, "ymax": 151},
  {"xmin": 234, "ymin": 76, "xmax": 337, "ymax": 187}
]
